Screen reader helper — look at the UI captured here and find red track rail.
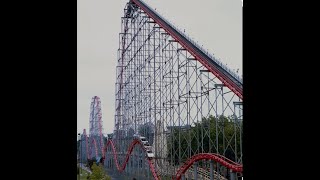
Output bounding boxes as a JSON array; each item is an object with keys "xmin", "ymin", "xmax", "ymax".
[
  {"xmin": 103, "ymin": 139, "xmax": 242, "ymax": 180},
  {"xmin": 175, "ymin": 153, "xmax": 243, "ymax": 180},
  {"xmin": 131, "ymin": 0, "xmax": 242, "ymax": 99},
  {"xmin": 103, "ymin": 139, "xmax": 159, "ymax": 180}
]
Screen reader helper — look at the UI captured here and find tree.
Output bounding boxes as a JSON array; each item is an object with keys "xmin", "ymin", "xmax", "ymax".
[
  {"xmin": 107, "ymin": 133, "xmax": 113, "ymax": 140},
  {"xmin": 167, "ymin": 115, "xmax": 242, "ymax": 163},
  {"xmin": 138, "ymin": 122, "xmax": 154, "ymax": 144},
  {"xmin": 87, "ymin": 163, "xmax": 111, "ymax": 180},
  {"xmin": 103, "ymin": 136, "xmax": 108, "ymax": 144},
  {"xmin": 87, "ymin": 158, "xmax": 96, "ymax": 170}
]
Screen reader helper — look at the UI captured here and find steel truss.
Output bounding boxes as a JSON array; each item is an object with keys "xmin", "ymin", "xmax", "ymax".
[
  {"xmin": 111, "ymin": 0, "xmax": 243, "ymax": 179},
  {"xmin": 89, "ymin": 96, "xmax": 104, "ymax": 159},
  {"xmin": 80, "ymin": 129, "xmax": 89, "ymax": 163}
]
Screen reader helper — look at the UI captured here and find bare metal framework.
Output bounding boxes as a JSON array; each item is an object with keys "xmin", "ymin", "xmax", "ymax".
[
  {"xmin": 80, "ymin": 129, "xmax": 89, "ymax": 163},
  {"xmin": 109, "ymin": 0, "xmax": 243, "ymax": 179},
  {"xmin": 89, "ymin": 96, "xmax": 104, "ymax": 159}
]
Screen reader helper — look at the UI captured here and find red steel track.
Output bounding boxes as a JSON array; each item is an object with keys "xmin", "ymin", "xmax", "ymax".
[
  {"xmin": 107, "ymin": 0, "xmax": 243, "ymax": 179},
  {"xmin": 175, "ymin": 153, "xmax": 243, "ymax": 180},
  {"xmin": 103, "ymin": 139, "xmax": 160, "ymax": 180},
  {"xmin": 103, "ymin": 140, "xmax": 242, "ymax": 180}
]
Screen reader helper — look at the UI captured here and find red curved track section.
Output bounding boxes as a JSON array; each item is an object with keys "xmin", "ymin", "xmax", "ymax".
[
  {"xmin": 103, "ymin": 140, "xmax": 242, "ymax": 180},
  {"xmin": 131, "ymin": 0, "xmax": 242, "ymax": 99},
  {"xmin": 175, "ymin": 153, "xmax": 243, "ymax": 180},
  {"xmin": 103, "ymin": 139, "xmax": 159, "ymax": 180}
]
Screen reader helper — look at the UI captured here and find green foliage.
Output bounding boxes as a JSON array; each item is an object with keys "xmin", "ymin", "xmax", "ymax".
[
  {"xmin": 138, "ymin": 123, "xmax": 154, "ymax": 144},
  {"xmin": 107, "ymin": 133, "xmax": 113, "ymax": 139},
  {"xmin": 87, "ymin": 163, "xmax": 111, "ymax": 180},
  {"xmin": 167, "ymin": 115, "xmax": 242, "ymax": 163},
  {"xmin": 77, "ymin": 164, "xmax": 90, "ymax": 180},
  {"xmin": 86, "ymin": 158, "xmax": 97, "ymax": 170}
]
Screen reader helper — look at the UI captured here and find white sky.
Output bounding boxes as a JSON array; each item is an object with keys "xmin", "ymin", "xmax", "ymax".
[{"xmin": 77, "ymin": 0, "xmax": 242, "ymax": 136}]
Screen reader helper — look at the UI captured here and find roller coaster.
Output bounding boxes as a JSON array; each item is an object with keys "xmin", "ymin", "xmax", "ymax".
[{"xmin": 78, "ymin": 0, "xmax": 243, "ymax": 179}]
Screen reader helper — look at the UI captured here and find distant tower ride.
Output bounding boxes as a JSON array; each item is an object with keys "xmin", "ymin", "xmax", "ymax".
[{"xmin": 89, "ymin": 96, "xmax": 105, "ymax": 159}]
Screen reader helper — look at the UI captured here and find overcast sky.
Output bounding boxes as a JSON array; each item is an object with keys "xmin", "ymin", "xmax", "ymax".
[{"xmin": 77, "ymin": 0, "xmax": 242, "ymax": 136}]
